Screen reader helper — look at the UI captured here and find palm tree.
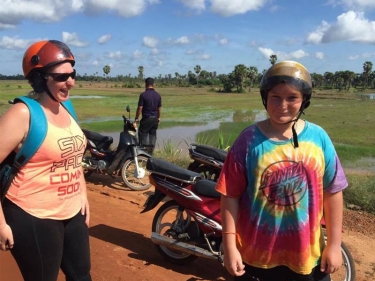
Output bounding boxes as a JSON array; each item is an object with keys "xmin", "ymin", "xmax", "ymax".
[
  {"xmin": 138, "ymin": 66, "xmax": 144, "ymax": 80},
  {"xmin": 194, "ymin": 65, "xmax": 201, "ymax": 86},
  {"xmin": 247, "ymin": 66, "xmax": 258, "ymax": 92},
  {"xmin": 233, "ymin": 64, "xmax": 248, "ymax": 93},
  {"xmin": 103, "ymin": 65, "xmax": 111, "ymax": 86},
  {"xmin": 269, "ymin": 55, "xmax": 277, "ymax": 65},
  {"xmin": 323, "ymin": 72, "xmax": 334, "ymax": 89},
  {"xmin": 363, "ymin": 61, "xmax": 373, "ymax": 89}
]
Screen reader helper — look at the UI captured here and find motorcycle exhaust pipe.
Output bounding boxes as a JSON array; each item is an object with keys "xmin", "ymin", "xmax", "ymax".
[
  {"xmin": 81, "ymin": 162, "xmax": 96, "ymax": 170},
  {"xmin": 151, "ymin": 232, "xmax": 218, "ymax": 260}
]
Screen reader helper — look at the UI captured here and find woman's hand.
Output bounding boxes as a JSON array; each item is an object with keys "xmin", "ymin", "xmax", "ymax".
[
  {"xmin": 223, "ymin": 247, "xmax": 245, "ymax": 276},
  {"xmin": 80, "ymin": 195, "xmax": 90, "ymax": 227},
  {"xmin": 0, "ymin": 223, "xmax": 14, "ymax": 251}
]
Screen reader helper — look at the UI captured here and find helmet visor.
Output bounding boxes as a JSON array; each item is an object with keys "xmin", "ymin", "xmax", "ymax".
[{"xmin": 262, "ymin": 75, "xmax": 312, "ymax": 96}]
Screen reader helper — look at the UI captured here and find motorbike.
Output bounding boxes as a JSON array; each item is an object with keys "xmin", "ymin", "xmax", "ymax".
[
  {"xmin": 142, "ymin": 157, "xmax": 355, "ymax": 281},
  {"xmin": 187, "ymin": 143, "xmax": 226, "ymax": 181},
  {"xmin": 81, "ymin": 106, "xmax": 152, "ymax": 191}
]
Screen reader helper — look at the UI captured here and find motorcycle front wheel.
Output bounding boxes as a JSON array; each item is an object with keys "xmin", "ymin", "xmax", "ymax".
[
  {"xmin": 152, "ymin": 200, "xmax": 199, "ymax": 265},
  {"xmin": 121, "ymin": 156, "xmax": 151, "ymax": 191}
]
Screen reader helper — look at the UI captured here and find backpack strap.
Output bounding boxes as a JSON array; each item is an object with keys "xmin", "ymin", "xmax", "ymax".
[
  {"xmin": 61, "ymin": 99, "xmax": 78, "ymax": 121},
  {"xmin": 13, "ymin": 96, "xmax": 47, "ymax": 167}
]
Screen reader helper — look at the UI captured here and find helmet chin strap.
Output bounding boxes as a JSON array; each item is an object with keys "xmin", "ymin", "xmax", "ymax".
[
  {"xmin": 284, "ymin": 102, "xmax": 307, "ymax": 148},
  {"xmin": 42, "ymin": 81, "xmax": 58, "ymax": 102}
]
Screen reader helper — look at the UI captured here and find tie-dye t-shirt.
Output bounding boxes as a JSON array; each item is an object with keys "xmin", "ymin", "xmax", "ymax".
[{"xmin": 216, "ymin": 121, "xmax": 348, "ymax": 275}]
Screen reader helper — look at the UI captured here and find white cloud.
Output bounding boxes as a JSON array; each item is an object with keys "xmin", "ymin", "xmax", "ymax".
[
  {"xmin": 210, "ymin": 0, "xmax": 266, "ymax": 17},
  {"xmin": 180, "ymin": 0, "xmax": 205, "ymax": 11},
  {"xmin": 62, "ymin": 32, "xmax": 89, "ymax": 47},
  {"xmin": 0, "ymin": 0, "xmax": 83, "ymax": 25},
  {"xmin": 219, "ymin": 38, "xmax": 228, "ymax": 45},
  {"xmin": 150, "ymin": 48, "xmax": 159, "ymax": 55},
  {"xmin": 0, "ymin": 36, "xmax": 33, "ymax": 49},
  {"xmin": 98, "ymin": 34, "xmax": 111, "ymax": 44},
  {"xmin": 108, "ymin": 51, "xmax": 122, "ymax": 60},
  {"xmin": 290, "ymin": 50, "xmax": 309, "ymax": 59},
  {"xmin": 361, "ymin": 51, "xmax": 375, "ymax": 58},
  {"xmin": 175, "ymin": 36, "xmax": 190, "ymax": 45},
  {"xmin": 306, "ymin": 11, "xmax": 375, "ymax": 44},
  {"xmin": 0, "ymin": 0, "xmax": 158, "ymax": 28},
  {"xmin": 198, "ymin": 54, "xmax": 211, "ymax": 60},
  {"xmin": 315, "ymin": 52, "xmax": 325, "ymax": 59},
  {"xmin": 143, "ymin": 36, "xmax": 158, "ymax": 48},
  {"xmin": 338, "ymin": 0, "xmax": 375, "ymax": 10},
  {"xmin": 186, "ymin": 49, "xmax": 197, "ymax": 55},
  {"xmin": 0, "ymin": 23, "xmax": 16, "ymax": 30},
  {"xmin": 258, "ymin": 47, "xmax": 309, "ymax": 61},
  {"xmin": 92, "ymin": 60, "xmax": 99, "ymax": 65},
  {"xmin": 133, "ymin": 49, "xmax": 144, "ymax": 59},
  {"xmin": 84, "ymin": 0, "xmax": 152, "ymax": 17}
]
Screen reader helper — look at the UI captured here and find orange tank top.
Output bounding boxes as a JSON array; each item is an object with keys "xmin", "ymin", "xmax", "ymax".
[{"xmin": 6, "ymin": 115, "xmax": 87, "ymax": 220}]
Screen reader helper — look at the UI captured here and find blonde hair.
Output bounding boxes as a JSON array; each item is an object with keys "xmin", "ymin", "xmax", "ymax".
[{"xmin": 27, "ymin": 90, "xmax": 42, "ymax": 101}]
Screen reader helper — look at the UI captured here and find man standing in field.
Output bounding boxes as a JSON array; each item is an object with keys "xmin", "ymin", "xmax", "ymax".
[{"xmin": 135, "ymin": 77, "xmax": 162, "ymax": 155}]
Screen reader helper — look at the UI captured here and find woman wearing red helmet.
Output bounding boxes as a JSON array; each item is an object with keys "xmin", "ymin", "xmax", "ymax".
[
  {"xmin": 0, "ymin": 40, "xmax": 91, "ymax": 280},
  {"xmin": 216, "ymin": 61, "xmax": 347, "ymax": 281}
]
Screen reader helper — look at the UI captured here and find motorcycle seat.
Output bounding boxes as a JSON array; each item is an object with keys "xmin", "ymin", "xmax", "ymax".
[
  {"xmin": 195, "ymin": 144, "xmax": 227, "ymax": 162},
  {"xmin": 82, "ymin": 129, "xmax": 113, "ymax": 150},
  {"xmin": 147, "ymin": 158, "xmax": 201, "ymax": 183},
  {"xmin": 193, "ymin": 179, "xmax": 221, "ymax": 198}
]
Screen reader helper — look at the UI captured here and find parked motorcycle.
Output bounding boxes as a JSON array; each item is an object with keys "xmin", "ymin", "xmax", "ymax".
[
  {"xmin": 82, "ymin": 106, "xmax": 152, "ymax": 191},
  {"xmin": 187, "ymin": 143, "xmax": 226, "ymax": 181},
  {"xmin": 142, "ymin": 157, "xmax": 355, "ymax": 281}
]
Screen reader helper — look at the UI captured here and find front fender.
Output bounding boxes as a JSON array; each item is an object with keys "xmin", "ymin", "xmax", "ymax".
[
  {"xmin": 118, "ymin": 148, "xmax": 152, "ymax": 168},
  {"xmin": 136, "ymin": 148, "xmax": 152, "ymax": 158}
]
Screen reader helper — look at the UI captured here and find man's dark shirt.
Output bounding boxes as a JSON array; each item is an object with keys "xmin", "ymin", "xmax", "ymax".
[{"xmin": 138, "ymin": 88, "xmax": 162, "ymax": 118}]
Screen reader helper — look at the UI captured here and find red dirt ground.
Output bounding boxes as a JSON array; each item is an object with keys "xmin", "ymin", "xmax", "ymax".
[{"xmin": 1, "ymin": 174, "xmax": 375, "ymax": 281}]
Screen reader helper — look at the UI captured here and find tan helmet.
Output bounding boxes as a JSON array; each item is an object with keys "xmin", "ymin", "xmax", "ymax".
[
  {"xmin": 259, "ymin": 61, "xmax": 312, "ymax": 109},
  {"xmin": 22, "ymin": 40, "xmax": 75, "ymax": 79}
]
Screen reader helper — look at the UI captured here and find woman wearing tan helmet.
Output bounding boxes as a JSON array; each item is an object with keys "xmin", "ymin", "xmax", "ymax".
[
  {"xmin": 216, "ymin": 61, "xmax": 347, "ymax": 281},
  {"xmin": 0, "ymin": 40, "xmax": 91, "ymax": 280}
]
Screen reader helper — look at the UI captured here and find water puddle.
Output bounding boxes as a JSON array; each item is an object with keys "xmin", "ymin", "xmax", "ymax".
[
  {"xmin": 357, "ymin": 93, "xmax": 375, "ymax": 100},
  {"xmin": 96, "ymin": 109, "xmax": 267, "ymax": 154}
]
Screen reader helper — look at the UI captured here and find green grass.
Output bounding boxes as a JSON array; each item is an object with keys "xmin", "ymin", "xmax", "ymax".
[{"xmin": 1, "ymin": 80, "xmax": 375, "ymax": 213}]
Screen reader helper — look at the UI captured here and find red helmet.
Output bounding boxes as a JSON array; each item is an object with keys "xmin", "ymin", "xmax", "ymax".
[{"xmin": 22, "ymin": 40, "xmax": 75, "ymax": 79}]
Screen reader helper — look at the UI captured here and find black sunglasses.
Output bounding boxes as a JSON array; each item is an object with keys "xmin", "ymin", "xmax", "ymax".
[{"xmin": 45, "ymin": 69, "xmax": 76, "ymax": 82}]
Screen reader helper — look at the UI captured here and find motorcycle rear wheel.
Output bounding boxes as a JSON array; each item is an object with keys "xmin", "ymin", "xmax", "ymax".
[
  {"xmin": 152, "ymin": 200, "xmax": 199, "ymax": 265},
  {"xmin": 121, "ymin": 156, "xmax": 151, "ymax": 191}
]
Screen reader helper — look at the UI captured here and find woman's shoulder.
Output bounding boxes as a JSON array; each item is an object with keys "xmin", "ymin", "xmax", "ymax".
[{"xmin": 1, "ymin": 101, "xmax": 30, "ymax": 122}]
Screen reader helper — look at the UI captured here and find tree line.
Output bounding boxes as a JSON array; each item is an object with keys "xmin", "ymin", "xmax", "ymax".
[{"xmin": 1, "ymin": 56, "xmax": 374, "ymax": 92}]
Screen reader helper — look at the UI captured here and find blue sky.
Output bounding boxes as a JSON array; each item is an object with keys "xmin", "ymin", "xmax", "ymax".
[{"xmin": 0, "ymin": 0, "xmax": 375, "ymax": 78}]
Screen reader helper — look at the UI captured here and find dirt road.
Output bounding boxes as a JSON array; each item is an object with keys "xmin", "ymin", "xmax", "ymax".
[{"xmin": 1, "ymin": 174, "xmax": 374, "ymax": 281}]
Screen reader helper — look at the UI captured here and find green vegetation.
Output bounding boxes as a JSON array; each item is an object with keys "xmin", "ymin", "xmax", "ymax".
[{"xmin": 1, "ymin": 81, "xmax": 374, "ymax": 213}]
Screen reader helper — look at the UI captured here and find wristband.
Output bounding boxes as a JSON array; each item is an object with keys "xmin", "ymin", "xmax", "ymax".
[{"xmin": 222, "ymin": 232, "xmax": 242, "ymax": 246}]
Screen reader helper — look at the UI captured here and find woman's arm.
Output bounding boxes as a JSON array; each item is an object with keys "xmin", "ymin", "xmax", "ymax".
[{"xmin": 0, "ymin": 103, "xmax": 29, "ymax": 250}]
